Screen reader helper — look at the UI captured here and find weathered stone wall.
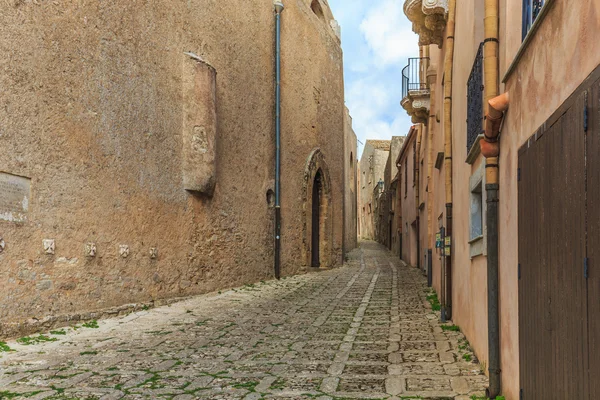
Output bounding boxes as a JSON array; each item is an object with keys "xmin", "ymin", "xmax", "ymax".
[
  {"xmin": 343, "ymin": 107, "xmax": 358, "ymax": 254},
  {"xmin": 0, "ymin": 0, "xmax": 345, "ymax": 337}
]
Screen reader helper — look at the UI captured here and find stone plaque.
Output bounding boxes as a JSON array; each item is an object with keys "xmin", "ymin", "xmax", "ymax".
[{"xmin": 0, "ymin": 172, "xmax": 31, "ymax": 223}]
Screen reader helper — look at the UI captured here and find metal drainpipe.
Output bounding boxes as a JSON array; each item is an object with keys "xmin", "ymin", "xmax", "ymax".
[
  {"xmin": 274, "ymin": 0, "xmax": 284, "ymax": 280},
  {"xmin": 482, "ymin": 93, "xmax": 508, "ymax": 398},
  {"xmin": 486, "ymin": 181, "xmax": 500, "ymax": 398},
  {"xmin": 483, "ymin": 0, "xmax": 501, "ymax": 395},
  {"xmin": 441, "ymin": 0, "xmax": 456, "ymax": 323}
]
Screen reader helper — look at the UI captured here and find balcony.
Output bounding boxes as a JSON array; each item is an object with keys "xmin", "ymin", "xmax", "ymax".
[
  {"xmin": 466, "ymin": 43, "xmax": 484, "ymax": 164},
  {"xmin": 401, "ymin": 57, "xmax": 430, "ymax": 124},
  {"xmin": 404, "ymin": 0, "xmax": 448, "ymax": 48}
]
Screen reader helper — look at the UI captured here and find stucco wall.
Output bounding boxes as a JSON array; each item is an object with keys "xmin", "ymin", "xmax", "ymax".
[
  {"xmin": 447, "ymin": 0, "xmax": 491, "ymax": 382},
  {"xmin": 497, "ymin": 1, "xmax": 600, "ymax": 398},
  {"xmin": 0, "ymin": 0, "xmax": 345, "ymax": 337},
  {"xmin": 425, "ymin": 47, "xmax": 446, "ymax": 301},
  {"xmin": 398, "ymin": 130, "xmax": 417, "ymax": 267},
  {"xmin": 421, "ymin": 1, "xmax": 599, "ymax": 399}
]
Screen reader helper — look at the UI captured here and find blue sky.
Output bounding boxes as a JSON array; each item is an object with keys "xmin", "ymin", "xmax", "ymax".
[{"xmin": 327, "ymin": 0, "xmax": 418, "ymax": 157}]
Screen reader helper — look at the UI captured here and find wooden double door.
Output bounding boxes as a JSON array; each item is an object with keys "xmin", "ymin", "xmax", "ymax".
[{"xmin": 518, "ymin": 69, "xmax": 600, "ymax": 398}]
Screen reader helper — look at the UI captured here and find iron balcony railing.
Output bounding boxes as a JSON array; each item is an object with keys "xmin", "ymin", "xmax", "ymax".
[
  {"xmin": 466, "ymin": 42, "xmax": 484, "ymax": 152},
  {"xmin": 402, "ymin": 57, "xmax": 430, "ymax": 99}
]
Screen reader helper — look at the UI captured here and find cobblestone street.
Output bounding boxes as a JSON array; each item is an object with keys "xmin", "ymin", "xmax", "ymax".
[{"xmin": 0, "ymin": 242, "xmax": 488, "ymax": 399}]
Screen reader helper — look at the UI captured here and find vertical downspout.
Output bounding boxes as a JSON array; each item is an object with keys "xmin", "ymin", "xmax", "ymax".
[
  {"xmin": 397, "ymin": 160, "xmax": 403, "ymax": 260},
  {"xmin": 426, "ymin": 51, "xmax": 437, "ymax": 286},
  {"xmin": 442, "ymin": 0, "xmax": 456, "ymax": 322},
  {"xmin": 426, "ymin": 47, "xmax": 436, "ymax": 264},
  {"xmin": 415, "ymin": 125, "xmax": 422, "ymax": 271},
  {"xmin": 274, "ymin": 1, "xmax": 284, "ymax": 280},
  {"xmin": 484, "ymin": 0, "xmax": 501, "ymax": 396}
]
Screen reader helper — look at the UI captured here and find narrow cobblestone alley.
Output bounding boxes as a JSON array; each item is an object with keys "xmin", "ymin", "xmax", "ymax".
[{"xmin": 0, "ymin": 242, "xmax": 488, "ymax": 400}]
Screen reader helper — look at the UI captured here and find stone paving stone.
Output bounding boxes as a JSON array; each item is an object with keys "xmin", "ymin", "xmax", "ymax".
[
  {"xmin": 0, "ymin": 241, "xmax": 488, "ymax": 399},
  {"xmin": 385, "ymin": 376, "xmax": 405, "ymax": 395}
]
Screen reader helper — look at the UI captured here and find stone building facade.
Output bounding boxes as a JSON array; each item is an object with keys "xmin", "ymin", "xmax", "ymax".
[
  {"xmin": 377, "ymin": 136, "xmax": 405, "ymax": 251},
  {"xmin": 395, "ymin": 127, "xmax": 421, "ymax": 269},
  {"xmin": 358, "ymin": 140, "xmax": 390, "ymax": 240},
  {"xmin": 343, "ymin": 107, "xmax": 358, "ymax": 254},
  {"xmin": 394, "ymin": 0, "xmax": 600, "ymax": 398},
  {"xmin": 0, "ymin": 0, "xmax": 348, "ymax": 337}
]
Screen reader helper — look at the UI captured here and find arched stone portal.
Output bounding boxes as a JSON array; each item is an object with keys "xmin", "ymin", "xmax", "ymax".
[{"xmin": 302, "ymin": 148, "xmax": 332, "ymax": 268}]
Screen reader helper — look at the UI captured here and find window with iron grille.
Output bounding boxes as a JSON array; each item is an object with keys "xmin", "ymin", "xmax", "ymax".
[
  {"xmin": 522, "ymin": 0, "xmax": 545, "ymax": 40},
  {"xmin": 466, "ymin": 43, "xmax": 484, "ymax": 153}
]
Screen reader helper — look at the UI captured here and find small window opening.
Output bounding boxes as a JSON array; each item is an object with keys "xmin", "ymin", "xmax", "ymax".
[
  {"xmin": 266, "ymin": 189, "xmax": 275, "ymax": 208},
  {"xmin": 470, "ymin": 182, "xmax": 483, "ymax": 240},
  {"xmin": 522, "ymin": 0, "xmax": 545, "ymax": 40},
  {"xmin": 311, "ymin": 0, "xmax": 325, "ymax": 21}
]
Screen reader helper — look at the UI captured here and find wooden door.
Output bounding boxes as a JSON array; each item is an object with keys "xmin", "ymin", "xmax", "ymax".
[
  {"xmin": 518, "ymin": 83, "xmax": 590, "ymax": 399},
  {"xmin": 585, "ymin": 75, "xmax": 600, "ymax": 397}
]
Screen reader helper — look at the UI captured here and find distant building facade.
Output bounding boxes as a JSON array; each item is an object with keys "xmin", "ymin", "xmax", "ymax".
[
  {"xmin": 0, "ymin": 0, "xmax": 350, "ymax": 337},
  {"xmin": 377, "ymin": 136, "xmax": 405, "ymax": 251},
  {"xmin": 358, "ymin": 140, "xmax": 390, "ymax": 240}
]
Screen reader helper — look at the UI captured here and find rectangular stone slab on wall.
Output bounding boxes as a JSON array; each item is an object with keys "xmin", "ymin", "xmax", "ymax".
[
  {"xmin": 182, "ymin": 56, "xmax": 217, "ymax": 196},
  {"xmin": 0, "ymin": 172, "xmax": 31, "ymax": 223}
]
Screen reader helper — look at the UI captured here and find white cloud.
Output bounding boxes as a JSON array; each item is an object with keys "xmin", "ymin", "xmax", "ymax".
[
  {"xmin": 328, "ymin": 0, "xmax": 418, "ymax": 157},
  {"xmin": 346, "ymin": 77, "xmax": 413, "ymax": 157},
  {"xmin": 359, "ymin": 0, "xmax": 418, "ymax": 68}
]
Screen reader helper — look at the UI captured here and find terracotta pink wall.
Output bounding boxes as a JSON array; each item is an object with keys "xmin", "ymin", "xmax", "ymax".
[
  {"xmin": 399, "ymin": 131, "xmax": 417, "ymax": 266},
  {"xmin": 418, "ymin": 127, "xmax": 428, "ymax": 271},
  {"xmin": 403, "ymin": 3, "xmax": 596, "ymax": 397},
  {"xmin": 428, "ymin": 46, "xmax": 446, "ymax": 300},
  {"xmin": 498, "ymin": 1, "xmax": 600, "ymax": 398},
  {"xmin": 450, "ymin": 1, "xmax": 491, "ymax": 372}
]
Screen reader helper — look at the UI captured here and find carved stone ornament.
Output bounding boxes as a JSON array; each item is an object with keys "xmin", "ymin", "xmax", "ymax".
[
  {"xmin": 401, "ymin": 89, "xmax": 431, "ymax": 124},
  {"xmin": 43, "ymin": 239, "xmax": 55, "ymax": 255},
  {"xmin": 0, "ymin": 237, "xmax": 5, "ymax": 254},
  {"xmin": 149, "ymin": 247, "xmax": 158, "ymax": 259},
  {"xmin": 119, "ymin": 245, "xmax": 130, "ymax": 258},
  {"xmin": 404, "ymin": 0, "xmax": 448, "ymax": 47},
  {"xmin": 85, "ymin": 242, "xmax": 97, "ymax": 257}
]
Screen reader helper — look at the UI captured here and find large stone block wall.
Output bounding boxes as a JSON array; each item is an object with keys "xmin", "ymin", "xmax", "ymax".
[
  {"xmin": 343, "ymin": 108, "xmax": 358, "ymax": 253},
  {"xmin": 0, "ymin": 0, "xmax": 345, "ymax": 337}
]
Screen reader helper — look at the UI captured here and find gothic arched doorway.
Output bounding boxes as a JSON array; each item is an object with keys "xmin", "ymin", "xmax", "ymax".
[
  {"xmin": 303, "ymin": 148, "xmax": 332, "ymax": 268},
  {"xmin": 311, "ymin": 169, "xmax": 324, "ymax": 267}
]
